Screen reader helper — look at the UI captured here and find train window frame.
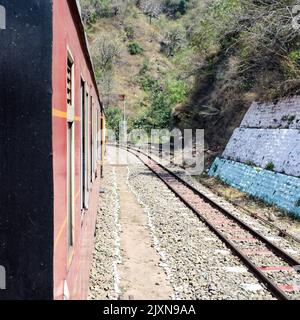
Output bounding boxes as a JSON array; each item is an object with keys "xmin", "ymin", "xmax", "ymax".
[
  {"xmin": 66, "ymin": 49, "xmax": 75, "ymax": 254},
  {"xmin": 90, "ymin": 95, "xmax": 94, "ymax": 183},
  {"xmin": 85, "ymin": 90, "xmax": 90, "ymax": 205},
  {"xmin": 80, "ymin": 77, "xmax": 86, "ymax": 212}
]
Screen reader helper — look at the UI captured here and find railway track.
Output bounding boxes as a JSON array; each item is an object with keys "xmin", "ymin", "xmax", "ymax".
[
  {"xmin": 139, "ymin": 143, "xmax": 300, "ymax": 245},
  {"xmin": 126, "ymin": 146, "xmax": 300, "ymax": 300}
]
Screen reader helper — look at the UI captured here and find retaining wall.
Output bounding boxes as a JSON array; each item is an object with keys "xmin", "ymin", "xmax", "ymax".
[
  {"xmin": 209, "ymin": 158, "xmax": 300, "ymax": 218},
  {"xmin": 241, "ymin": 97, "xmax": 300, "ymax": 129},
  {"xmin": 222, "ymin": 128, "xmax": 300, "ymax": 177}
]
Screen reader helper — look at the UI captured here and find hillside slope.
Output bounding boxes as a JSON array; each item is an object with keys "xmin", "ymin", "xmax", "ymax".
[
  {"xmin": 83, "ymin": 0, "xmax": 300, "ymax": 166},
  {"xmin": 86, "ymin": 5, "xmax": 177, "ymax": 119}
]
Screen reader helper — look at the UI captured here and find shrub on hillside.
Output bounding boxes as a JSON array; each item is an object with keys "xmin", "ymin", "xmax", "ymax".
[
  {"xmin": 164, "ymin": 0, "xmax": 189, "ymax": 18},
  {"xmin": 128, "ymin": 42, "xmax": 144, "ymax": 55},
  {"xmin": 160, "ymin": 26, "xmax": 186, "ymax": 57}
]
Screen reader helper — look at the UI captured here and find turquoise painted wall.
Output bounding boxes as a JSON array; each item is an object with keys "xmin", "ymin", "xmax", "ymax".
[{"xmin": 209, "ymin": 158, "xmax": 300, "ymax": 218}]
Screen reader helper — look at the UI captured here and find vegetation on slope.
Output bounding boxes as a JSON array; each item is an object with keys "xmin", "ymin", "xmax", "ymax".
[{"xmin": 81, "ymin": 0, "xmax": 300, "ymax": 162}]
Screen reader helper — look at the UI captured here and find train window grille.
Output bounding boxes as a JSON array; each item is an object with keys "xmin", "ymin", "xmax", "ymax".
[
  {"xmin": 80, "ymin": 80, "xmax": 85, "ymax": 210},
  {"xmin": 67, "ymin": 122, "xmax": 75, "ymax": 249},
  {"xmin": 67, "ymin": 52, "xmax": 75, "ymax": 251},
  {"xmin": 67, "ymin": 60, "xmax": 73, "ymax": 106}
]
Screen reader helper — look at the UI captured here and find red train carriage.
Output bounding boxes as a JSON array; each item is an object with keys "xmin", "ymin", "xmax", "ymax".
[{"xmin": 0, "ymin": 0, "xmax": 105, "ymax": 300}]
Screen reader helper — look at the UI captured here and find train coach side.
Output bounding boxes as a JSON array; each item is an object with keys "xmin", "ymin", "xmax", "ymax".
[
  {"xmin": 52, "ymin": 0, "xmax": 105, "ymax": 300},
  {"xmin": 0, "ymin": 0, "xmax": 105, "ymax": 300}
]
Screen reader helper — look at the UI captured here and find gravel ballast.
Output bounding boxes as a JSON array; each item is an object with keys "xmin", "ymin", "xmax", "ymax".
[{"xmin": 88, "ymin": 146, "xmax": 300, "ymax": 300}]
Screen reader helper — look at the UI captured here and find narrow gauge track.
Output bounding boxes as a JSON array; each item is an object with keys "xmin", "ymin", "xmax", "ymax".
[
  {"xmin": 137, "ymin": 143, "xmax": 300, "ymax": 246},
  {"xmin": 125, "ymin": 146, "xmax": 300, "ymax": 300}
]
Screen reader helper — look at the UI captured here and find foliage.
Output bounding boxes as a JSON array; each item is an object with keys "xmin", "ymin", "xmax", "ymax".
[
  {"xmin": 160, "ymin": 26, "xmax": 186, "ymax": 57},
  {"xmin": 124, "ymin": 25, "xmax": 135, "ymax": 40},
  {"xmin": 91, "ymin": 35, "xmax": 120, "ymax": 104},
  {"xmin": 105, "ymin": 106, "xmax": 123, "ymax": 138},
  {"xmin": 134, "ymin": 71, "xmax": 187, "ymax": 131},
  {"xmin": 91, "ymin": 35, "xmax": 120, "ymax": 72},
  {"xmin": 265, "ymin": 162, "xmax": 275, "ymax": 171},
  {"xmin": 165, "ymin": 78, "xmax": 187, "ymax": 105},
  {"xmin": 172, "ymin": 0, "xmax": 300, "ymax": 152},
  {"xmin": 128, "ymin": 41, "xmax": 144, "ymax": 55},
  {"xmin": 138, "ymin": 0, "xmax": 164, "ymax": 23},
  {"xmin": 83, "ymin": 0, "xmax": 300, "ymax": 154},
  {"xmin": 80, "ymin": 0, "xmax": 130, "ymax": 24},
  {"xmin": 164, "ymin": 0, "xmax": 189, "ymax": 18},
  {"xmin": 139, "ymin": 58, "xmax": 150, "ymax": 75}
]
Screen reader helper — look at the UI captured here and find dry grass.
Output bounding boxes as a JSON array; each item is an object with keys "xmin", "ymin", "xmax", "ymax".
[{"xmin": 198, "ymin": 176, "xmax": 300, "ymax": 238}]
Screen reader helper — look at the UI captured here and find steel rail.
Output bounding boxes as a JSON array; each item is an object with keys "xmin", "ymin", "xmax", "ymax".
[
  {"xmin": 135, "ymin": 144, "xmax": 300, "ymax": 245},
  {"xmin": 125, "ymin": 146, "xmax": 300, "ymax": 300}
]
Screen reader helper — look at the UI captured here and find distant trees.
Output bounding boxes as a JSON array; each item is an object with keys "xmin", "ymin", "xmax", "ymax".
[
  {"xmin": 91, "ymin": 35, "xmax": 120, "ymax": 104},
  {"xmin": 80, "ymin": 0, "xmax": 192, "ymax": 25},
  {"xmin": 80, "ymin": 0, "xmax": 97, "ymax": 24},
  {"xmin": 137, "ymin": 0, "xmax": 164, "ymax": 23},
  {"xmin": 80, "ymin": 0, "xmax": 131, "ymax": 24},
  {"xmin": 92, "ymin": 35, "xmax": 120, "ymax": 71}
]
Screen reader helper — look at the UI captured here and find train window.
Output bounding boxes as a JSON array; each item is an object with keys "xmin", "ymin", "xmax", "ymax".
[
  {"xmin": 85, "ymin": 91, "xmax": 90, "ymax": 205},
  {"xmin": 80, "ymin": 79, "xmax": 86, "ymax": 210},
  {"xmin": 97, "ymin": 109, "xmax": 100, "ymax": 162},
  {"xmin": 90, "ymin": 96, "xmax": 93, "ymax": 183},
  {"xmin": 67, "ymin": 122, "xmax": 74, "ymax": 249},
  {"xmin": 67, "ymin": 58, "xmax": 73, "ymax": 107},
  {"xmin": 67, "ymin": 51, "xmax": 75, "ymax": 250}
]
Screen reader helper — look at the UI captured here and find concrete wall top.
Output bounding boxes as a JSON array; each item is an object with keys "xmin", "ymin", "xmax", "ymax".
[{"xmin": 241, "ymin": 96, "xmax": 300, "ymax": 129}]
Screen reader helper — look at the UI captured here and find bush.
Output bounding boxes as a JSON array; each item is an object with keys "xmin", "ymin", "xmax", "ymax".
[
  {"xmin": 164, "ymin": 0, "xmax": 189, "ymax": 18},
  {"xmin": 128, "ymin": 42, "xmax": 144, "ymax": 55},
  {"xmin": 265, "ymin": 162, "xmax": 275, "ymax": 171},
  {"xmin": 125, "ymin": 26, "xmax": 135, "ymax": 40},
  {"xmin": 139, "ymin": 58, "xmax": 150, "ymax": 75},
  {"xmin": 166, "ymin": 78, "xmax": 187, "ymax": 105},
  {"xmin": 160, "ymin": 26, "xmax": 186, "ymax": 57}
]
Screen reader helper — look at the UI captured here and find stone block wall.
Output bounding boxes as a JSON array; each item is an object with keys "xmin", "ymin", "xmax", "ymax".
[
  {"xmin": 209, "ymin": 158, "xmax": 300, "ymax": 217},
  {"xmin": 209, "ymin": 96, "xmax": 300, "ymax": 217},
  {"xmin": 241, "ymin": 97, "xmax": 300, "ymax": 129},
  {"xmin": 222, "ymin": 128, "xmax": 300, "ymax": 177}
]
